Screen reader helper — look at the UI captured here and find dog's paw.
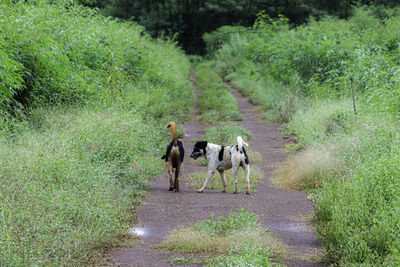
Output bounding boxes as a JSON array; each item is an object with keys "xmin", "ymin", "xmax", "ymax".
[
  {"xmin": 168, "ymin": 187, "xmax": 174, "ymax": 191},
  {"xmin": 174, "ymin": 188, "xmax": 180, "ymax": 192},
  {"xmin": 246, "ymin": 191, "xmax": 250, "ymax": 195},
  {"xmin": 197, "ymin": 189, "xmax": 203, "ymax": 193},
  {"xmin": 233, "ymin": 191, "xmax": 238, "ymax": 194},
  {"xmin": 222, "ymin": 189, "xmax": 227, "ymax": 193}
]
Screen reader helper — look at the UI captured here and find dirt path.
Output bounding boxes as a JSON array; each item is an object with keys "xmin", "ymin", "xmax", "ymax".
[{"xmin": 107, "ymin": 75, "xmax": 326, "ymax": 266}]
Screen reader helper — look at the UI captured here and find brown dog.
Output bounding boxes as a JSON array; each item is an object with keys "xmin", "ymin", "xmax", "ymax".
[{"xmin": 161, "ymin": 122, "xmax": 184, "ymax": 192}]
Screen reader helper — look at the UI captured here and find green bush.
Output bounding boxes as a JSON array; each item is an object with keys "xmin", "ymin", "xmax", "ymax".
[
  {"xmin": 286, "ymin": 99, "xmax": 354, "ymax": 148},
  {"xmin": 209, "ymin": 242, "xmax": 276, "ymax": 267},
  {"xmin": 203, "ymin": 26, "xmax": 247, "ymax": 56}
]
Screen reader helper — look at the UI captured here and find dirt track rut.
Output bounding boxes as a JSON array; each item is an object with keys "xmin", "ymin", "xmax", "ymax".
[{"xmin": 107, "ymin": 75, "xmax": 326, "ymax": 267}]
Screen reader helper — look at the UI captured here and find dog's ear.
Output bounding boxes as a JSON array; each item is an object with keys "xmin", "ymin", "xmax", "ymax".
[{"xmin": 195, "ymin": 141, "xmax": 208, "ymax": 149}]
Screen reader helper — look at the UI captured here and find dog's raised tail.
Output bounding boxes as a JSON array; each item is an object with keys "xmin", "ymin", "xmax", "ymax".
[
  {"xmin": 167, "ymin": 122, "xmax": 178, "ymax": 145},
  {"xmin": 237, "ymin": 136, "xmax": 248, "ymax": 151}
]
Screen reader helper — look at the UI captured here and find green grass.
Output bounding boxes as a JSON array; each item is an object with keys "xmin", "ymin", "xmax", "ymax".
[
  {"xmin": 159, "ymin": 208, "xmax": 288, "ymax": 265},
  {"xmin": 0, "ymin": 106, "xmax": 167, "ymax": 266},
  {"xmin": 183, "ymin": 166, "xmax": 263, "ymax": 193},
  {"xmin": 0, "ymin": 1, "xmax": 193, "ymax": 134},
  {"xmin": 194, "ymin": 64, "xmax": 242, "ymax": 123},
  {"xmin": 208, "ymin": 242, "xmax": 282, "ymax": 267},
  {"xmin": 201, "ymin": 123, "xmax": 251, "ymax": 145},
  {"xmin": 206, "ymin": 7, "xmax": 400, "ymax": 265},
  {"xmin": 0, "ymin": 1, "xmax": 193, "ymax": 266}
]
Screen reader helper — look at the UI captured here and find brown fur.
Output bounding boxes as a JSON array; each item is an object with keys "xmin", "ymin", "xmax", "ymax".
[{"xmin": 165, "ymin": 122, "xmax": 184, "ymax": 192}]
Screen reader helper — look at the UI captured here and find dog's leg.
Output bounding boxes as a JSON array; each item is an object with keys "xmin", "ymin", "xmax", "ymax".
[
  {"xmin": 174, "ymin": 164, "xmax": 181, "ymax": 192},
  {"xmin": 218, "ymin": 170, "xmax": 227, "ymax": 193},
  {"xmin": 197, "ymin": 169, "xmax": 215, "ymax": 193},
  {"xmin": 167, "ymin": 163, "xmax": 174, "ymax": 191},
  {"xmin": 232, "ymin": 163, "xmax": 239, "ymax": 194},
  {"xmin": 243, "ymin": 164, "xmax": 250, "ymax": 195}
]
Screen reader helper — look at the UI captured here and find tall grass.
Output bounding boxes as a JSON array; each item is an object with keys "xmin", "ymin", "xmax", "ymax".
[
  {"xmin": 207, "ymin": 5, "xmax": 400, "ymax": 265},
  {"xmin": 0, "ymin": 107, "xmax": 166, "ymax": 266},
  {"xmin": 194, "ymin": 63, "xmax": 242, "ymax": 123},
  {"xmin": 0, "ymin": 1, "xmax": 193, "ymax": 265},
  {"xmin": 0, "ymin": 1, "xmax": 193, "ymax": 132}
]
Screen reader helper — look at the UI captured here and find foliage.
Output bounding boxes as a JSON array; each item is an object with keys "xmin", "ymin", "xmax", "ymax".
[
  {"xmin": 0, "ymin": 1, "xmax": 193, "ymax": 266},
  {"xmin": 203, "ymin": 26, "xmax": 247, "ymax": 56},
  {"xmin": 314, "ymin": 150, "xmax": 400, "ymax": 265},
  {"xmin": 209, "ymin": 242, "xmax": 277, "ymax": 267},
  {"xmin": 208, "ymin": 6, "xmax": 400, "ymax": 265},
  {"xmin": 194, "ymin": 208, "xmax": 259, "ymax": 236},
  {"xmin": 79, "ymin": 0, "xmax": 400, "ymax": 53},
  {"xmin": 0, "ymin": 107, "xmax": 164, "ymax": 266},
  {"xmin": 0, "ymin": 1, "xmax": 193, "ymax": 133}
]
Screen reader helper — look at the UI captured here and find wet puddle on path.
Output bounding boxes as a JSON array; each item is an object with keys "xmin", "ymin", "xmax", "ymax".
[
  {"xmin": 128, "ymin": 227, "xmax": 148, "ymax": 237},
  {"xmin": 269, "ymin": 223, "xmax": 309, "ymax": 233}
]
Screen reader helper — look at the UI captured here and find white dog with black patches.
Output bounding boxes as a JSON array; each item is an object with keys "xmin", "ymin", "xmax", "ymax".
[{"xmin": 190, "ymin": 136, "xmax": 250, "ymax": 194}]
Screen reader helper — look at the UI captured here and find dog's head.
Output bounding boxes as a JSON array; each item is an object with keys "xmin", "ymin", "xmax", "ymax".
[{"xmin": 190, "ymin": 141, "xmax": 208, "ymax": 159}]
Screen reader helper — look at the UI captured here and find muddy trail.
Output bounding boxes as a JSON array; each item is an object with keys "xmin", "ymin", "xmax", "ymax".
[{"xmin": 107, "ymin": 75, "xmax": 326, "ymax": 266}]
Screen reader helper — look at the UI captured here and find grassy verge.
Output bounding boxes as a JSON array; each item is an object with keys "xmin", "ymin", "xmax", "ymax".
[
  {"xmin": 225, "ymin": 70, "xmax": 301, "ymax": 124},
  {"xmin": 159, "ymin": 208, "xmax": 288, "ymax": 265},
  {"xmin": 194, "ymin": 63, "xmax": 242, "ymax": 123},
  {"xmin": 0, "ymin": 2, "xmax": 193, "ymax": 266},
  {"xmin": 183, "ymin": 166, "xmax": 264, "ymax": 193},
  {"xmin": 205, "ymin": 7, "xmax": 400, "ymax": 264},
  {"xmin": 0, "ymin": 107, "xmax": 165, "ymax": 266}
]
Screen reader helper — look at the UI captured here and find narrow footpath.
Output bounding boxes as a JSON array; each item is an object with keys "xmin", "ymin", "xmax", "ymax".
[{"xmin": 107, "ymin": 74, "xmax": 326, "ymax": 266}]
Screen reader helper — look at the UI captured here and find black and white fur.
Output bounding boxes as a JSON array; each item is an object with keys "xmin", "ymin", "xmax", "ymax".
[{"xmin": 190, "ymin": 136, "xmax": 250, "ymax": 194}]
